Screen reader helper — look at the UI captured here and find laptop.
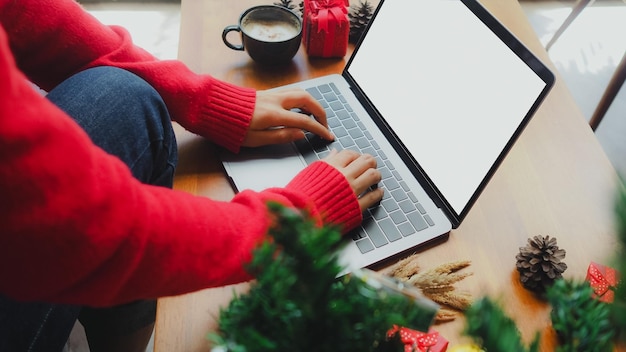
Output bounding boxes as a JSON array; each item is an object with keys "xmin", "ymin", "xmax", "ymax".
[{"xmin": 220, "ymin": 0, "xmax": 555, "ymax": 274}]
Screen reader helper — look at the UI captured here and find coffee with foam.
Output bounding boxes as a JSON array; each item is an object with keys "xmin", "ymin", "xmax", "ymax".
[{"xmin": 243, "ymin": 20, "xmax": 300, "ymax": 42}]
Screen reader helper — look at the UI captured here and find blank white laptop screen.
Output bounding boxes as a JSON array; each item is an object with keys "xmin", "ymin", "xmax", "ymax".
[{"xmin": 347, "ymin": 0, "xmax": 547, "ymax": 215}]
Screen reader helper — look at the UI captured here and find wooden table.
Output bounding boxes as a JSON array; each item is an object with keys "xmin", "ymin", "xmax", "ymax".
[{"xmin": 155, "ymin": 0, "xmax": 623, "ymax": 350}]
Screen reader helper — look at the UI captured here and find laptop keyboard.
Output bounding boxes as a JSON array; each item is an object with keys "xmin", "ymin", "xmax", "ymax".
[{"xmin": 294, "ymin": 83, "xmax": 435, "ymax": 254}]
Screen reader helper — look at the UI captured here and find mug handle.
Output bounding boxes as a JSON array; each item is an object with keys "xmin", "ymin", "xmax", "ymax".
[{"xmin": 222, "ymin": 25, "xmax": 244, "ymax": 51}]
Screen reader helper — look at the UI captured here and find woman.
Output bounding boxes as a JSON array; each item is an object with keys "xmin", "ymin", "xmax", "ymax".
[{"xmin": 0, "ymin": 0, "xmax": 383, "ymax": 351}]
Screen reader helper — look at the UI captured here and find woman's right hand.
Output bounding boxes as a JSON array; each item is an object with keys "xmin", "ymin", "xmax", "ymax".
[{"xmin": 323, "ymin": 149, "xmax": 384, "ymax": 212}]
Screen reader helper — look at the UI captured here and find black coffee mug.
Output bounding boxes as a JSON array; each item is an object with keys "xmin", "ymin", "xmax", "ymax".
[{"xmin": 222, "ymin": 5, "xmax": 302, "ymax": 65}]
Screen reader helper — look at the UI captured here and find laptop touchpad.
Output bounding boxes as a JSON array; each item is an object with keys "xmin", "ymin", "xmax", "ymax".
[{"xmin": 221, "ymin": 143, "xmax": 307, "ymax": 192}]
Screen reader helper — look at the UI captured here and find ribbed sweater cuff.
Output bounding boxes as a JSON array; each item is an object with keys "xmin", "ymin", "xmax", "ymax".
[
  {"xmin": 194, "ymin": 79, "xmax": 256, "ymax": 153},
  {"xmin": 286, "ymin": 161, "xmax": 362, "ymax": 233}
]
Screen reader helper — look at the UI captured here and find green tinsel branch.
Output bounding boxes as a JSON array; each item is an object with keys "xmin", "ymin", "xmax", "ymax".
[
  {"xmin": 463, "ymin": 297, "xmax": 539, "ymax": 352},
  {"xmin": 547, "ymin": 279, "xmax": 615, "ymax": 352},
  {"xmin": 209, "ymin": 203, "xmax": 438, "ymax": 352}
]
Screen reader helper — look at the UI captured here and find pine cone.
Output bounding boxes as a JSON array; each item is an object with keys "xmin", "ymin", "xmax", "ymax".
[
  {"xmin": 348, "ymin": 0, "xmax": 374, "ymax": 43},
  {"xmin": 274, "ymin": 0, "xmax": 297, "ymax": 12},
  {"xmin": 516, "ymin": 235, "xmax": 567, "ymax": 294}
]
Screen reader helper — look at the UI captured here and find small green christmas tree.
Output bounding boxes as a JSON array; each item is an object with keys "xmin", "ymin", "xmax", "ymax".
[
  {"xmin": 547, "ymin": 279, "xmax": 615, "ymax": 352},
  {"xmin": 209, "ymin": 203, "xmax": 438, "ymax": 352}
]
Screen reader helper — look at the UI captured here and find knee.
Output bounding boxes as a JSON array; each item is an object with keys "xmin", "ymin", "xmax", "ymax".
[
  {"xmin": 78, "ymin": 66, "xmax": 177, "ymax": 163},
  {"xmin": 50, "ymin": 66, "xmax": 172, "ymax": 137},
  {"xmin": 81, "ymin": 67, "xmax": 165, "ymax": 112},
  {"xmin": 46, "ymin": 67, "xmax": 178, "ymax": 185}
]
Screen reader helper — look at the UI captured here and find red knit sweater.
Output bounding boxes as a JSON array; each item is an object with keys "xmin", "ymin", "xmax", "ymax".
[{"xmin": 0, "ymin": 0, "xmax": 361, "ymax": 307}]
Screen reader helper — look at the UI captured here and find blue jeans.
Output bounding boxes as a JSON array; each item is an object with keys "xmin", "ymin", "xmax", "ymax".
[{"xmin": 0, "ymin": 67, "xmax": 177, "ymax": 351}]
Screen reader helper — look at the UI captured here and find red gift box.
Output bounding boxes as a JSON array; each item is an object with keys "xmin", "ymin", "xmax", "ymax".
[
  {"xmin": 388, "ymin": 325, "xmax": 449, "ymax": 352},
  {"xmin": 303, "ymin": 0, "xmax": 349, "ymax": 58},
  {"xmin": 586, "ymin": 261, "xmax": 619, "ymax": 303}
]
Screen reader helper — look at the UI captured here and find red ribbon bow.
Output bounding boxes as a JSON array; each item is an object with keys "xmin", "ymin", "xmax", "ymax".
[
  {"xmin": 309, "ymin": 0, "xmax": 349, "ymax": 34},
  {"xmin": 586, "ymin": 262, "xmax": 618, "ymax": 303},
  {"xmin": 388, "ymin": 325, "xmax": 441, "ymax": 352}
]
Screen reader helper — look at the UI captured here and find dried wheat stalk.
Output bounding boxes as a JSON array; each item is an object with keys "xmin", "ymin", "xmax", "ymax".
[
  {"xmin": 435, "ymin": 308, "xmax": 459, "ymax": 322},
  {"xmin": 385, "ymin": 254, "xmax": 421, "ymax": 279},
  {"xmin": 407, "ymin": 260, "xmax": 472, "ymax": 289},
  {"xmin": 387, "ymin": 255, "xmax": 473, "ymax": 323}
]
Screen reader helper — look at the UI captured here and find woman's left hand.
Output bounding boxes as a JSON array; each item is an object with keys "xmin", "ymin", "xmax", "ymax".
[{"xmin": 242, "ymin": 89, "xmax": 334, "ymax": 147}]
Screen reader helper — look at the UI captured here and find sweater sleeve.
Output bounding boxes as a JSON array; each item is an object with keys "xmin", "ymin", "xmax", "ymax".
[
  {"xmin": 0, "ymin": 25, "xmax": 362, "ymax": 307},
  {"xmin": 0, "ymin": 0, "xmax": 254, "ymax": 152}
]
